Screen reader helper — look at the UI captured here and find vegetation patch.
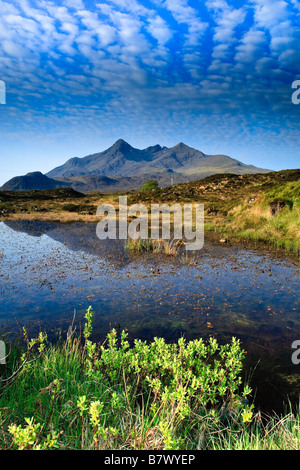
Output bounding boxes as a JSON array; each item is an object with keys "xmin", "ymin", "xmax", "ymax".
[
  {"xmin": 140, "ymin": 179, "xmax": 160, "ymax": 192},
  {"xmin": 1, "ymin": 307, "xmax": 300, "ymax": 450},
  {"xmin": 124, "ymin": 238, "xmax": 182, "ymax": 256},
  {"xmin": 61, "ymin": 203, "xmax": 96, "ymax": 214}
]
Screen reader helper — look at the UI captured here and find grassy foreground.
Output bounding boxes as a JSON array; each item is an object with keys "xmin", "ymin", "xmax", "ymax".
[{"xmin": 1, "ymin": 307, "xmax": 300, "ymax": 450}]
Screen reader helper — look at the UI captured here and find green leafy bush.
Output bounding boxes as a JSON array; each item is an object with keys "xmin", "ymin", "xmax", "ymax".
[
  {"xmin": 0, "ymin": 307, "xmax": 255, "ymax": 450},
  {"xmin": 140, "ymin": 179, "xmax": 159, "ymax": 192}
]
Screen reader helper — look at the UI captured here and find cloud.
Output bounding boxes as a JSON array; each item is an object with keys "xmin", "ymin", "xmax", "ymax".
[
  {"xmin": 251, "ymin": 0, "xmax": 300, "ymax": 70},
  {"xmin": 0, "ymin": 0, "xmax": 298, "ymax": 173},
  {"xmin": 251, "ymin": 0, "xmax": 290, "ymax": 29},
  {"xmin": 161, "ymin": 0, "xmax": 208, "ymax": 46},
  {"xmin": 206, "ymin": 0, "xmax": 246, "ymax": 47},
  {"xmin": 147, "ymin": 15, "xmax": 173, "ymax": 45},
  {"xmin": 234, "ymin": 28, "xmax": 267, "ymax": 64}
]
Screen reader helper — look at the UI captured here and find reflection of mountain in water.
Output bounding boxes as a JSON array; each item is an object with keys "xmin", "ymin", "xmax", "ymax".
[
  {"xmin": 3, "ymin": 220, "xmax": 228, "ymax": 266},
  {"xmin": 4, "ymin": 220, "xmax": 131, "ymax": 267}
]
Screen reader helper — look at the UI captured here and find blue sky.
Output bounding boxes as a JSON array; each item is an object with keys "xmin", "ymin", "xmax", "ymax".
[{"xmin": 0, "ymin": 0, "xmax": 299, "ymax": 185}]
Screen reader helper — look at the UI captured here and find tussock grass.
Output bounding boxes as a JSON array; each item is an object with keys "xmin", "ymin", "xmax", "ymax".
[
  {"xmin": 203, "ymin": 180, "xmax": 299, "ymax": 258},
  {"xmin": 124, "ymin": 238, "xmax": 182, "ymax": 256}
]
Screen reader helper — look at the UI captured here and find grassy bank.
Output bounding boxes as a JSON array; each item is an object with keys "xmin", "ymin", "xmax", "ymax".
[
  {"xmin": 205, "ymin": 179, "xmax": 300, "ymax": 256},
  {"xmin": 0, "ymin": 307, "xmax": 300, "ymax": 450},
  {"xmin": 128, "ymin": 170, "xmax": 300, "ymax": 258}
]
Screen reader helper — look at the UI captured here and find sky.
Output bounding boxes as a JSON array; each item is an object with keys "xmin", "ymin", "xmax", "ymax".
[{"xmin": 0, "ymin": 0, "xmax": 299, "ymax": 185}]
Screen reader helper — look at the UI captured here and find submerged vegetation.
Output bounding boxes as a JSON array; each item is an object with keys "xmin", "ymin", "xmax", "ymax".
[{"xmin": 0, "ymin": 307, "xmax": 300, "ymax": 450}]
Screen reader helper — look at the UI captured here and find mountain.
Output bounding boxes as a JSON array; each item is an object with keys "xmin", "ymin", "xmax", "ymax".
[
  {"xmin": 0, "ymin": 172, "xmax": 72, "ymax": 192},
  {"xmin": 47, "ymin": 139, "xmax": 159, "ymax": 179},
  {"xmin": 52, "ymin": 175, "xmax": 121, "ymax": 193},
  {"xmin": 2, "ymin": 140, "xmax": 270, "ymax": 193},
  {"xmin": 47, "ymin": 139, "xmax": 269, "ymax": 181}
]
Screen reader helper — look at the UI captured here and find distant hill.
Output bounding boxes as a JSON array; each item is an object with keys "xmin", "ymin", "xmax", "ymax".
[
  {"xmin": 2, "ymin": 140, "xmax": 271, "ymax": 193},
  {"xmin": 0, "ymin": 172, "xmax": 71, "ymax": 192}
]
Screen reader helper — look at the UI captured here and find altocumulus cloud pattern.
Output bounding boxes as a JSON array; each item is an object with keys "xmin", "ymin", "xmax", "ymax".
[{"xmin": 0, "ymin": 0, "xmax": 299, "ymax": 175}]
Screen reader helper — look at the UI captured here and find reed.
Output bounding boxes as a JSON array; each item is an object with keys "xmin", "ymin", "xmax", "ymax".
[{"xmin": 124, "ymin": 238, "xmax": 182, "ymax": 256}]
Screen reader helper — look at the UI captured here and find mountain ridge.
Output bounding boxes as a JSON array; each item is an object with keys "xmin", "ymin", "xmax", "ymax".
[
  {"xmin": 46, "ymin": 139, "xmax": 270, "ymax": 181},
  {"xmin": 2, "ymin": 140, "xmax": 271, "ymax": 193}
]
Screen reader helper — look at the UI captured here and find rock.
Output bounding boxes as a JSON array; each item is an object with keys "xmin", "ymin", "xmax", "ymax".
[
  {"xmin": 219, "ymin": 238, "xmax": 227, "ymax": 243},
  {"xmin": 269, "ymin": 200, "xmax": 286, "ymax": 216},
  {"xmin": 206, "ymin": 207, "xmax": 219, "ymax": 215}
]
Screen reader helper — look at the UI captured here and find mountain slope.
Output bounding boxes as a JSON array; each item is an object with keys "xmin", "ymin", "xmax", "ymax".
[
  {"xmin": 47, "ymin": 139, "xmax": 270, "ymax": 181},
  {"xmin": 0, "ymin": 172, "xmax": 71, "ymax": 191},
  {"xmin": 52, "ymin": 175, "xmax": 121, "ymax": 193},
  {"xmin": 47, "ymin": 139, "xmax": 156, "ymax": 178}
]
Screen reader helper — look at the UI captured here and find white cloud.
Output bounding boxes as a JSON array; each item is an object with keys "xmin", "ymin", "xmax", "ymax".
[
  {"xmin": 206, "ymin": 0, "xmax": 246, "ymax": 43},
  {"xmin": 162, "ymin": 0, "xmax": 208, "ymax": 46},
  {"xmin": 0, "ymin": 0, "xmax": 19, "ymax": 14},
  {"xmin": 2, "ymin": 39, "xmax": 25, "ymax": 57},
  {"xmin": 234, "ymin": 29, "xmax": 267, "ymax": 64},
  {"xmin": 251, "ymin": 0, "xmax": 289, "ymax": 29},
  {"xmin": 0, "ymin": 0, "xmax": 297, "ymax": 131},
  {"xmin": 147, "ymin": 15, "xmax": 173, "ymax": 45},
  {"xmin": 100, "ymin": 0, "xmax": 152, "ymax": 16},
  {"xmin": 251, "ymin": 0, "xmax": 299, "ymax": 61}
]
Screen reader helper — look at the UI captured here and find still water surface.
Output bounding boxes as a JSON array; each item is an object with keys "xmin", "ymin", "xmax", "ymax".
[{"xmin": 0, "ymin": 220, "xmax": 299, "ymax": 413}]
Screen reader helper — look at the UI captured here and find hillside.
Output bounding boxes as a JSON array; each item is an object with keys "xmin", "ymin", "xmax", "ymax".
[{"xmin": 0, "ymin": 172, "xmax": 71, "ymax": 192}]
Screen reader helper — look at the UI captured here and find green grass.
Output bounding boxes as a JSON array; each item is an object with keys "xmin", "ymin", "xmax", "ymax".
[
  {"xmin": 124, "ymin": 238, "xmax": 181, "ymax": 256},
  {"xmin": 1, "ymin": 307, "xmax": 300, "ymax": 450},
  {"xmin": 127, "ymin": 171, "xmax": 300, "ymax": 259},
  {"xmin": 205, "ymin": 179, "xmax": 300, "ymax": 258}
]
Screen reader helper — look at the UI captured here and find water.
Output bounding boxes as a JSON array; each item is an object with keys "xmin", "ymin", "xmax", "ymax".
[{"xmin": 0, "ymin": 220, "xmax": 299, "ymax": 413}]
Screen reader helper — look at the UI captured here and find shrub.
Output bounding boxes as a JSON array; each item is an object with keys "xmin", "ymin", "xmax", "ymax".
[
  {"xmin": 0, "ymin": 307, "xmax": 254, "ymax": 450},
  {"xmin": 140, "ymin": 180, "xmax": 160, "ymax": 192}
]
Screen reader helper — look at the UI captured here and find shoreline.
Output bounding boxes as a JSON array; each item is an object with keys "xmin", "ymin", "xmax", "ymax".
[{"xmin": 1, "ymin": 213, "xmax": 299, "ymax": 265}]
